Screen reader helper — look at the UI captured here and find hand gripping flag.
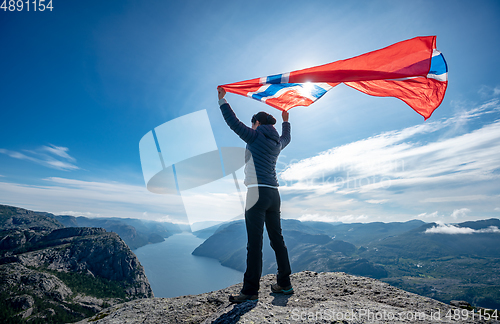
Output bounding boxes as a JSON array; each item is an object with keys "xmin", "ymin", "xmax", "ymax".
[{"xmin": 219, "ymin": 36, "xmax": 448, "ymax": 120}]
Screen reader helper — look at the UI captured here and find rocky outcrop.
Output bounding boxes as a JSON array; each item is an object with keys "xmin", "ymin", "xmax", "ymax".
[
  {"xmin": 0, "ymin": 204, "xmax": 153, "ymax": 323},
  {"xmin": 15, "ymin": 229, "xmax": 152, "ymax": 297},
  {"xmin": 78, "ymin": 271, "xmax": 495, "ymax": 324},
  {"xmin": 0, "ymin": 262, "xmax": 118, "ymax": 321},
  {"xmin": 2, "ymin": 262, "xmax": 72, "ymax": 301}
]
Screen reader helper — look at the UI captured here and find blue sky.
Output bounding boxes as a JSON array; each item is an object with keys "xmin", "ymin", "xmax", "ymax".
[{"xmin": 1, "ymin": 0, "xmax": 499, "ymax": 225}]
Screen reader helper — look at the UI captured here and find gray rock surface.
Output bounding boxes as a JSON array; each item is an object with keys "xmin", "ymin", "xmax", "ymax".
[
  {"xmin": 7, "ymin": 294, "xmax": 35, "ymax": 310},
  {"xmin": 78, "ymin": 271, "xmax": 496, "ymax": 324},
  {"xmin": 1, "ymin": 262, "xmax": 73, "ymax": 301}
]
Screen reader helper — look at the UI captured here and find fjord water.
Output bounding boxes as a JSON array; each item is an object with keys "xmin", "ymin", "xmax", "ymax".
[{"xmin": 134, "ymin": 232, "xmax": 243, "ymax": 298}]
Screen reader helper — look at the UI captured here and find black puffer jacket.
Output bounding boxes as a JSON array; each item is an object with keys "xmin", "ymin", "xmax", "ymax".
[{"xmin": 220, "ymin": 102, "xmax": 291, "ymax": 187}]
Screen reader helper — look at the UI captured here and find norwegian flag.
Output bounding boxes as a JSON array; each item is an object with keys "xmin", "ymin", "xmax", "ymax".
[{"xmin": 220, "ymin": 36, "xmax": 448, "ymax": 120}]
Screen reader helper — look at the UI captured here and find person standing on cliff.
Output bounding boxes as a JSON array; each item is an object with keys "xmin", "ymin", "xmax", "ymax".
[{"xmin": 217, "ymin": 86, "xmax": 294, "ymax": 303}]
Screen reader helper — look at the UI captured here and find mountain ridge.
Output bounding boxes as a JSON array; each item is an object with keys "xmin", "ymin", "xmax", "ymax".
[{"xmin": 49, "ymin": 214, "xmax": 186, "ymax": 250}]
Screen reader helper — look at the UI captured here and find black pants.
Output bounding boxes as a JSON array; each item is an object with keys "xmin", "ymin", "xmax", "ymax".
[{"xmin": 241, "ymin": 186, "xmax": 292, "ymax": 295}]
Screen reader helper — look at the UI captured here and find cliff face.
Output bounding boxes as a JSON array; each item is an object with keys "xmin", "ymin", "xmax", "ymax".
[
  {"xmin": 77, "ymin": 270, "xmax": 490, "ymax": 324},
  {"xmin": 0, "ymin": 204, "xmax": 153, "ymax": 323},
  {"xmin": 14, "ymin": 227, "xmax": 153, "ymax": 297}
]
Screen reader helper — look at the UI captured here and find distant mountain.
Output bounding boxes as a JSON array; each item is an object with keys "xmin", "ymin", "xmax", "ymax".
[
  {"xmin": 192, "ymin": 221, "xmax": 231, "ymax": 239},
  {"xmin": 192, "ymin": 217, "xmax": 500, "ymax": 310},
  {"xmin": 50, "ymin": 214, "xmax": 185, "ymax": 250},
  {"xmin": 0, "ymin": 204, "xmax": 153, "ymax": 323},
  {"xmin": 302, "ymin": 219, "xmax": 425, "ymax": 246},
  {"xmin": 191, "ymin": 218, "xmax": 255, "ymax": 240},
  {"xmin": 362, "ymin": 219, "xmax": 500, "ymax": 260},
  {"xmin": 0, "ymin": 206, "xmax": 64, "ymax": 231},
  {"xmin": 359, "ymin": 219, "xmax": 500, "ymax": 309},
  {"xmin": 192, "ymin": 219, "xmax": 388, "ymax": 279},
  {"xmin": 190, "ymin": 220, "xmax": 223, "ymax": 232}
]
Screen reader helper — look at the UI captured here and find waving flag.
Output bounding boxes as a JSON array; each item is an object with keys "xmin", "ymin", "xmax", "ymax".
[{"xmin": 220, "ymin": 36, "xmax": 448, "ymax": 119}]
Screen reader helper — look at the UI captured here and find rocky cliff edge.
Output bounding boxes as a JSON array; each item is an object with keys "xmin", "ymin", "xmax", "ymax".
[{"xmin": 78, "ymin": 271, "xmax": 497, "ymax": 324}]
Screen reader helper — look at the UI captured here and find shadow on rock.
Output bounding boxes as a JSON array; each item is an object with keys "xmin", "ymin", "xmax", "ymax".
[
  {"xmin": 211, "ymin": 301, "xmax": 257, "ymax": 324},
  {"xmin": 271, "ymin": 292, "xmax": 294, "ymax": 307}
]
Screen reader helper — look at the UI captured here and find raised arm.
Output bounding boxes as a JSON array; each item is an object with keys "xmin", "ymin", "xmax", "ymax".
[
  {"xmin": 280, "ymin": 110, "xmax": 291, "ymax": 149},
  {"xmin": 218, "ymin": 87, "xmax": 257, "ymax": 144}
]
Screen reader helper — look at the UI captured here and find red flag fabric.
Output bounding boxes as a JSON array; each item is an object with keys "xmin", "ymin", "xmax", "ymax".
[{"xmin": 220, "ymin": 36, "xmax": 448, "ymax": 119}]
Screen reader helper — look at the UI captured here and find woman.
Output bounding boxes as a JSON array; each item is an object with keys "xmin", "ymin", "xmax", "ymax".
[{"xmin": 217, "ymin": 86, "xmax": 293, "ymax": 303}]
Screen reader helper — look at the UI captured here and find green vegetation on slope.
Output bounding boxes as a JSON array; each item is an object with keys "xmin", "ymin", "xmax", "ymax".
[{"xmin": 43, "ymin": 268, "xmax": 127, "ymax": 300}]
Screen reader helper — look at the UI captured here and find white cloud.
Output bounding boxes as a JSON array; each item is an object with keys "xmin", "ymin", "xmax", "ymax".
[
  {"xmin": 425, "ymin": 223, "xmax": 500, "ymax": 234},
  {"xmin": 425, "ymin": 224, "xmax": 475, "ymax": 234},
  {"xmin": 421, "ymin": 196, "xmax": 490, "ymax": 203},
  {"xmin": 42, "ymin": 145, "xmax": 76, "ymax": 162},
  {"xmin": 366, "ymin": 199, "xmax": 388, "ymax": 204},
  {"xmin": 0, "ymin": 144, "xmax": 79, "ymax": 171},
  {"xmin": 0, "ymin": 177, "xmax": 187, "ymax": 223},
  {"xmin": 281, "ymin": 119, "xmax": 500, "ymax": 194},
  {"xmin": 297, "ymin": 214, "xmax": 338, "ymax": 222},
  {"xmin": 297, "ymin": 213, "xmax": 368, "ymax": 223},
  {"xmin": 276, "ymin": 99, "xmax": 500, "ymax": 222},
  {"xmin": 417, "ymin": 211, "xmax": 440, "ymax": 219},
  {"xmin": 59, "ymin": 211, "xmax": 103, "ymax": 218},
  {"xmin": 282, "ymin": 99, "xmax": 500, "ymax": 186},
  {"xmin": 451, "ymin": 208, "xmax": 470, "ymax": 220},
  {"xmin": 479, "ymin": 85, "xmax": 500, "ymax": 98},
  {"xmin": 0, "ymin": 173, "xmax": 250, "ymax": 224},
  {"xmin": 157, "ymin": 214, "xmax": 185, "ymax": 224}
]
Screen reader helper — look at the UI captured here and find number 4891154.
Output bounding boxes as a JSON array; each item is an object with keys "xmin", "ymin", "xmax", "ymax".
[{"xmin": 1, "ymin": 0, "xmax": 53, "ymax": 11}]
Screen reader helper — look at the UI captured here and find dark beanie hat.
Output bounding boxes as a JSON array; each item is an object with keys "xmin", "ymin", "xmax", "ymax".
[{"xmin": 251, "ymin": 111, "xmax": 276, "ymax": 125}]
